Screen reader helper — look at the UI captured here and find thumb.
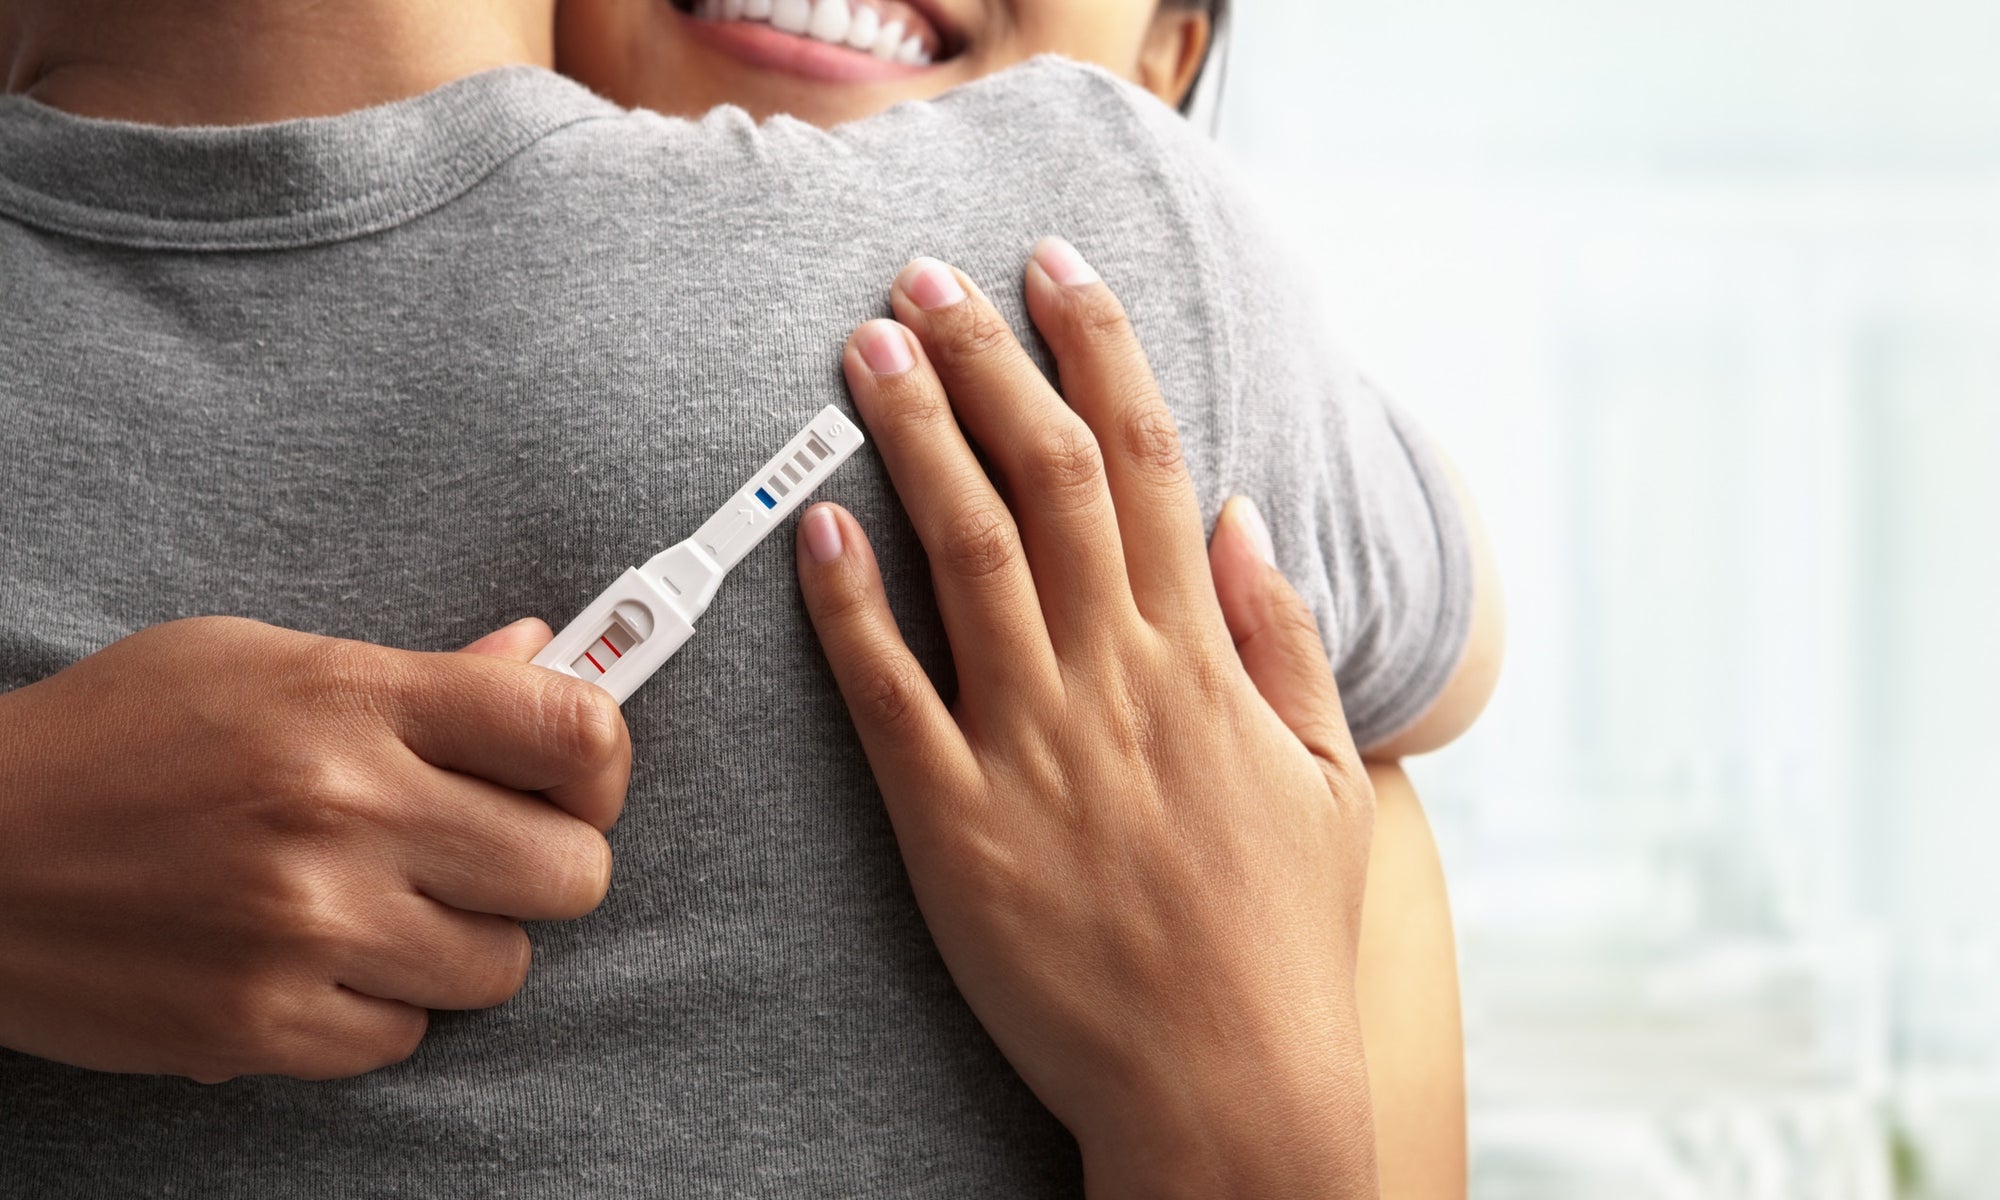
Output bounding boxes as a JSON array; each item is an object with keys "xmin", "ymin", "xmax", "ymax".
[
  {"xmin": 1209, "ymin": 497, "xmax": 1358, "ymax": 768},
  {"xmin": 458, "ymin": 617, "xmax": 555, "ymax": 663}
]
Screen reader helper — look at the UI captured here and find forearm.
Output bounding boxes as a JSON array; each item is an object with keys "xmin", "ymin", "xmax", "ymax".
[{"xmin": 1356, "ymin": 761, "xmax": 1467, "ymax": 1199}]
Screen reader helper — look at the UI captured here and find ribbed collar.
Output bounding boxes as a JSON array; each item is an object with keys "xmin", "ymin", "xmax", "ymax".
[{"xmin": 0, "ymin": 66, "xmax": 616, "ymax": 251}]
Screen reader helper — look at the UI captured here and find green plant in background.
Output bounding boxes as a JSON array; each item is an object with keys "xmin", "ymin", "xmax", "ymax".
[{"xmin": 1889, "ymin": 1111, "xmax": 1926, "ymax": 1200}]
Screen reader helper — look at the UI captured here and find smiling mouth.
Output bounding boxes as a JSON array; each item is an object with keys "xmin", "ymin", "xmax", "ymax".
[{"xmin": 673, "ymin": 0, "xmax": 962, "ymax": 68}]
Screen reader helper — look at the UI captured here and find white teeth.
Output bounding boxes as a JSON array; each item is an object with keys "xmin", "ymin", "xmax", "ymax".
[
  {"xmin": 806, "ymin": 0, "xmax": 851, "ymax": 44},
  {"xmin": 845, "ymin": 4, "xmax": 879, "ymax": 50},
  {"xmin": 770, "ymin": 0, "xmax": 811, "ymax": 34},
  {"xmin": 707, "ymin": 0, "xmax": 932, "ymax": 61},
  {"xmin": 871, "ymin": 18, "xmax": 903, "ymax": 58}
]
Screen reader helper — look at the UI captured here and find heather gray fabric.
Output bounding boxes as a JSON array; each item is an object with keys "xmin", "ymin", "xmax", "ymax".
[{"xmin": 0, "ymin": 61, "xmax": 1469, "ymax": 1197}]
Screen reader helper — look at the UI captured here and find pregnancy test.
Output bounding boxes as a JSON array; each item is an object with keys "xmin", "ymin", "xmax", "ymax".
[{"xmin": 531, "ymin": 405, "xmax": 864, "ymax": 703}]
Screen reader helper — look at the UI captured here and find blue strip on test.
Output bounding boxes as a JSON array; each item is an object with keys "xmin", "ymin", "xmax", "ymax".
[{"xmin": 755, "ymin": 487, "xmax": 776, "ymax": 509}]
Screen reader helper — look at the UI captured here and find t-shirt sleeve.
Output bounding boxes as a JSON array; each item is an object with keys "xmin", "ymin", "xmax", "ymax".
[{"xmin": 1103, "ymin": 70, "xmax": 1476, "ymax": 749}]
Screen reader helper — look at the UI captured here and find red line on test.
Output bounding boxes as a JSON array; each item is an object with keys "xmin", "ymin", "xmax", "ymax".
[
  {"xmin": 600, "ymin": 635, "xmax": 623, "ymax": 659},
  {"xmin": 584, "ymin": 651, "xmax": 605, "ymax": 674}
]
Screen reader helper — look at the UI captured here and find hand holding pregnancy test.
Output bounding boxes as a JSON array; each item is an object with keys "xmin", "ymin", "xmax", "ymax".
[{"xmin": 533, "ymin": 405, "xmax": 864, "ymax": 702}]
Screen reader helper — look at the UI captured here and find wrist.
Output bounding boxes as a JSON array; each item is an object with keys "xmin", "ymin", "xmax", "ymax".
[{"xmin": 1074, "ymin": 1005, "xmax": 1378, "ymax": 1200}]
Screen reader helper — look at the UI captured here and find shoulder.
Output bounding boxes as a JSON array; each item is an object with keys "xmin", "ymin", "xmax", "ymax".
[
  {"xmin": 835, "ymin": 56, "xmax": 1222, "ymax": 196},
  {"xmin": 866, "ymin": 56, "xmax": 1164, "ymax": 135},
  {"xmin": 515, "ymin": 57, "xmax": 1228, "ymax": 233}
]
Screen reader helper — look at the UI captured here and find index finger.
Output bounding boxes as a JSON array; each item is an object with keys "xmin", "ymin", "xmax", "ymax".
[{"xmin": 384, "ymin": 650, "xmax": 632, "ymax": 832}]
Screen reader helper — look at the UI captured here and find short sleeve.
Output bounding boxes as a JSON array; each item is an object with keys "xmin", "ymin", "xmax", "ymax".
[{"xmin": 1108, "ymin": 75, "xmax": 1476, "ymax": 749}]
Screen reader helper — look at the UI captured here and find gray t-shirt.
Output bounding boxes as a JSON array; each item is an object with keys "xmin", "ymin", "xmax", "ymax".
[{"xmin": 0, "ymin": 61, "xmax": 1469, "ymax": 1197}]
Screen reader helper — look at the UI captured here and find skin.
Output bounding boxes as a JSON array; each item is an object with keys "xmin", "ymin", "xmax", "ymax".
[
  {"xmin": 556, "ymin": 0, "xmax": 1215, "ymax": 125},
  {"xmin": 797, "ymin": 244, "xmax": 1378, "ymax": 1194},
  {"xmin": 2, "ymin": 1, "xmax": 1484, "ymax": 1193},
  {"xmin": 0, "ymin": 0, "xmax": 552, "ymax": 124},
  {"xmin": 0, "ymin": 616, "xmax": 629, "ymax": 1082},
  {"xmin": 1358, "ymin": 763, "xmax": 1466, "ymax": 1199}
]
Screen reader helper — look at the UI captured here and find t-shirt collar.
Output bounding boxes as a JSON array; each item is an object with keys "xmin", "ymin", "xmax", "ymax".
[{"xmin": 0, "ymin": 66, "xmax": 617, "ymax": 251}]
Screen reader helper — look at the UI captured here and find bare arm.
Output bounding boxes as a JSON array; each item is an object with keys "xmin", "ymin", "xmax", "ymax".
[
  {"xmin": 1358, "ymin": 762, "xmax": 1468, "ymax": 1198},
  {"xmin": 1351, "ymin": 456, "xmax": 1487, "ymax": 1193}
]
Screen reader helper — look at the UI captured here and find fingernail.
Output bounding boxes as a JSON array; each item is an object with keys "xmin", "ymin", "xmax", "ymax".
[
  {"xmin": 1235, "ymin": 497, "xmax": 1276, "ymax": 567},
  {"xmin": 901, "ymin": 258, "xmax": 967, "ymax": 310},
  {"xmin": 1033, "ymin": 236, "xmax": 1099, "ymax": 287},
  {"xmin": 803, "ymin": 505, "xmax": 845, "ymax": 564},
  {"xmin": 856, "ymin": 320, "xmax": 915, "ymax": 375}
]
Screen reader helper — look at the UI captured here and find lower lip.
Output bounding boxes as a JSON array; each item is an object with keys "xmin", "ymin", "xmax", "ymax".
[{"xmin": 677, "ymin": 9, "xmax": 935, "ymax": 85}]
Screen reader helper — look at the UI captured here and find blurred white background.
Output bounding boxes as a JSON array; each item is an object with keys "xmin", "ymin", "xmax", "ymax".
[{"xmin": 1215, "ymin": 2, "xmax": 2000, "ymax": 1196}]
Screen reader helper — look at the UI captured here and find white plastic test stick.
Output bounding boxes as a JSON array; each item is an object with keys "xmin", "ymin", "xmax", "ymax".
[{"xmin": 531, "ymin": 405, "xmax": 865, "ymax": 703}]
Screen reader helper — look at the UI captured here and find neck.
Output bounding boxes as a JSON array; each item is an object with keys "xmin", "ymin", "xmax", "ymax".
[{"xmin": 1, "ymin": 0, "xmax": 554, "ymax": 125}]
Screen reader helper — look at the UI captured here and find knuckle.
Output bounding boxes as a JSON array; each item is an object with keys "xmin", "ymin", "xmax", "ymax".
[
  {"xmin": 211, "ymin": 972, "xmax": 305, "ymax": 1069},
  {"xmin": 1180, "ymin": 647, "xmax": 1244, "ymax": 709},
  {"xmin": 875, "ymin": 370, "xmax": 955, "ymax": 435},
  {"xmin": 935, "ymin": 503, "xmax": 1022, "ymax": 583},
  {"xmin": 1072, "ymin": 289, "xmax": 1136, "ymax": 341},
  {"xmin": 1020, "ymin": 420, "xmax": 1106, "ymax": 512},
  {"xmin": 382, "ymin": 1009, "xmax": 431, "ymax": 1067},
  {"xmin": 812, "ymin": 554, "xmax": 880, "ymax": 624},
  {"xmin": 278, "ymin": 887, "xmax": 364, "ymax": 960},
  {"xmin": 292, "ymin": 636, "xmax": 388, "ymax": 723},
  {"xmin": 348, "ymin": 1008, "xmax": 429, "ymax": 1075},
  {"xmin": 938, "ymin": 304, "xmax": 1019, "ymax": 362},
  {"xmin": 1050, "ymin": 662, "xmax": 1152, "ymax": 769},
  {"xmin": 210, "ymin": 971, "xmax": 430, "ymax": 1080},
  {"xmin": 295, "ymin": 1004, "xmax": 429, "ymax": 1080},
  {"xmin": 1119, "ymin": 402, "xmax": 1187, "ymax": 478},
  {"xmin": 232, "ymin": 857, "xmax": 357, "ymax": 964},
  {"xmin": 248, "ymin": 751, "xmax": 380, "ymax": 839},
  {"xmin": 851, "ymin": 654, "xmax": 931, "ymax": 740}
]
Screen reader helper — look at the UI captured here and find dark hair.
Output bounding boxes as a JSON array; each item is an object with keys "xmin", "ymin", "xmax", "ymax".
[
  {"xmin": 1165, "ymin": 0, "xmax": 1230, "ymax": 116},
  {"xmin": 1165, "ymin": 0, "xmax": 1231, "ymax": 36}
]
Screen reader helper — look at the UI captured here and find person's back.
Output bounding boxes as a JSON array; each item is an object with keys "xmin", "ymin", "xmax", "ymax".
[{"xmin": 0, "ymin": 56, "xmax": 1469, "ymax": 1200}]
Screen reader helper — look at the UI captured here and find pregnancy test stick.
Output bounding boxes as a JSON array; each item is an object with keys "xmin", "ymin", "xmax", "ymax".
[{"xmin": 531, "ymin": 405, "xmax": 864, "ymax": 703}]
